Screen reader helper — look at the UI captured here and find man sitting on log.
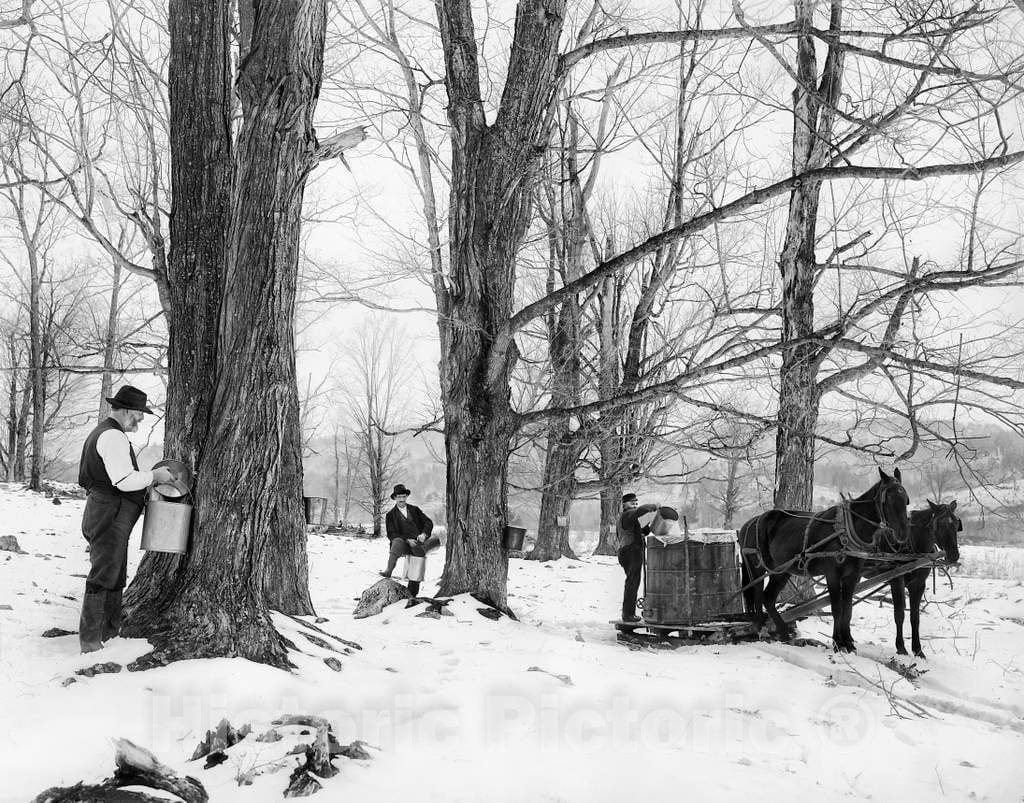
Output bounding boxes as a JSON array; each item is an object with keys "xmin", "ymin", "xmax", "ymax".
[{"xmin": 379, "ymin": 483, "xmax": 440, "ymax": 597}]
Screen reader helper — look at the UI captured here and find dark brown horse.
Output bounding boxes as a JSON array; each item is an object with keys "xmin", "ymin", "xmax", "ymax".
[
  {"xmin": 739, "ymin": 468, "xmax": 910, "ymax": 652},
  {"xmin": 888, "ymin": 500, "xmax": 961, "ymax": 658}
]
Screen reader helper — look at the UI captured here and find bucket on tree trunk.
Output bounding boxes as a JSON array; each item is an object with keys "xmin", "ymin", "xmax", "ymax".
[
  {"xmin": 304, "ymin": 496, "xmax": 328, "ymax": 525},
  {"xmin": 141, "ymin": 488, "xmax": 192, "ymax": 553},
  {"xmin": 503, "ymin": 525, "xmax": 526, "ymax": 550},
  {"xmin": 404, "ymin": 555, "xmax": 426, "ymax": 582}
]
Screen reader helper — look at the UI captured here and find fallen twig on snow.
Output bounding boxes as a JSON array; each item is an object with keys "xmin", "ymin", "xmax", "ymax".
[{"xmin": 837, "ymin": 656, "xmax": 934, "ymax": 720}]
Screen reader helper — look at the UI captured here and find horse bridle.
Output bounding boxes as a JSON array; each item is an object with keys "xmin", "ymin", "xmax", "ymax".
[
  {"xmin": 927, "ymin": 505, "xmax": 962, "ymax": 553},
  {"xmin": 848, "ymin": 479, "xmax": 910, "ymax": 552}
]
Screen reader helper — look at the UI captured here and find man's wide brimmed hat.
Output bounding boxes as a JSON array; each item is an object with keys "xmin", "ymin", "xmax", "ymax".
[
  {"xmin": 621, "ymin": 492, "xmax": 638, "ymax": 505},
  {"xmin": 391, "ymin": 483, "xmax": 412, "ymax": 499},
  {"xmin": 107, "ymin": 385, "xmax": 153, "ymax": 414}
]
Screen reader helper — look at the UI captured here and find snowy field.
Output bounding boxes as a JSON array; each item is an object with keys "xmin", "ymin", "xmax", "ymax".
[{"xmin": 1, "ymin": 482, "xmax": 1023, "ymax": 802}]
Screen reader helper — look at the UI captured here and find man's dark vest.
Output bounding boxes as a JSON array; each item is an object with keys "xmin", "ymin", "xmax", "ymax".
[{"xmin": 78, "ymin": 418, "xmax": 146, "ymax": 507}]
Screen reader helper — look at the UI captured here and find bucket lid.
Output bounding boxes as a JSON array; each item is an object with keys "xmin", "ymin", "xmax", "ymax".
[{"xmin": 153, "ymin": 458, "xmax": 194, "ymax": 498}]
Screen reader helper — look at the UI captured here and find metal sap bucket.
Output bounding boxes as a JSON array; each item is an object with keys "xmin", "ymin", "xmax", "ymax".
[
  {"xmin": 303, "ymin": 496, "xmax": 328, "ymax": 525},
  {"xmin": 404, "ymin": 555, "xmax": 426, "ymax": 582},
  {"xmin": 503, "ymin": 525, "xmax": 526, "ymax": 550},
  {"xmin": 141, "ymin": 489, "xmax": 192, "ymax": 553}
]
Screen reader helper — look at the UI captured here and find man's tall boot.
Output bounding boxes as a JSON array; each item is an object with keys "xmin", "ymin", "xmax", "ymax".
[
  {"xmin": 102, "ymin": 589, "xmax": 123, "ymax": 642},
  {"xmin": 407, "ymin": 580, "xmax": 420, "ymax": 598},
  {"xmin": 380, "ymin": 544, "xmax": 399, "ymax": 578},
  {"xmin": 79, "ymin": 591, "xmax": 105, "ymax": 654}
]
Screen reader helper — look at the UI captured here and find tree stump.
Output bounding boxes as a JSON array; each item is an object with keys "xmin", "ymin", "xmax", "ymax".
[
  {"xmin": 283, "ymin": 725, "xmax": 338, "ymax": 797},
  {"xmin": 190, "ymin": 717, "xmax": 250, "ymax": 760}
]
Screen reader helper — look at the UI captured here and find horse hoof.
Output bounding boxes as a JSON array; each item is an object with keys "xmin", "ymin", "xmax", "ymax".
[
  {"xmin": 913, "ymin": 650, "xmax": 927, "ymax": 660},
  {"xmin": 896, "ymin": 646, "xmax": 908, "ymax": 656}
]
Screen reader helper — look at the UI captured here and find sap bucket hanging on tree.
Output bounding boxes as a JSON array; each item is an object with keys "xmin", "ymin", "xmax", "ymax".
[
  {"xmin": 503, "ymin": 525, "xmax": 527, "ymax": 550},
  {"xmin": 303, "ymin": 496, "xmax": 328, "ymax": 525},
  {"xmin": 141, "ymin": 459, "xmax": 194, "ymax": 554}
]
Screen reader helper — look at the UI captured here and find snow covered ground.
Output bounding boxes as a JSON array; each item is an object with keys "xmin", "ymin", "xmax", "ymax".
[{"xmin": 1, "ymin": 482, "xmax": 1023, "ymax": 802}]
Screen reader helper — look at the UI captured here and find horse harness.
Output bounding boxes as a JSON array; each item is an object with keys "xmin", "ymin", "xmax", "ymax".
[{"xmin": 745, "ymin": 481, "xmax": 911, "ymax": 577}]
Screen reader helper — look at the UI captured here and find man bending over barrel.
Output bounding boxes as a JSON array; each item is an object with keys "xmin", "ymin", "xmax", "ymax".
[
  {"xmin": 379, "ymin": 483, "xmax": 440, "ymax": 597},
  {"xmin": 77, "ymin": 386, "xmax": 175, "ymax": 654},
  {"xmin": 618, "ymin": 493, "xmax": 658, "ymax": 622}
]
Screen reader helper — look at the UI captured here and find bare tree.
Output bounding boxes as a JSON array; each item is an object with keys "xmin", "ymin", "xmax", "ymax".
[
  {"xmin": 0, "ymin": 318, "xmax": 30, "ymax": 480},
  {"xmin": 341, "ymin": 318, "xmax": 412, "ymax": 538},
  {"xmin": 0, "ymin": 128, "xmax": 79, "ymax": 490},
  {"xmin": 332, "ymin": 421, "xmax": 358, "ymax": 526},
  {"xmin": 321, "ymin": 1, "xmax": 1024, "ymax": 610},
  {"xmin": 122, "ymin": 0, "xmax": 361, "ymax": 666}
]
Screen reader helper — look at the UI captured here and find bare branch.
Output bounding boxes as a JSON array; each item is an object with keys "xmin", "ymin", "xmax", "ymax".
[
  {"xmin": 0, "ymin": 0, "xmax": 36, "ymax": 30},
  {"xmin": 822, "ymin": 338, "xmax": 1024, "ymax": 391},
  {"xmin": 508, "ymin": 149, "xmax": 1024, "ymax": 335}
]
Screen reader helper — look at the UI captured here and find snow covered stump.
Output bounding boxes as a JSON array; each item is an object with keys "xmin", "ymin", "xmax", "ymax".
[
  {"xmin": 352, "ymin": 578, "xmax": 411, "ymax": 618},
  {"xmin": 32, "ymin": 738, "xmax": 207, "ymax": 802}
]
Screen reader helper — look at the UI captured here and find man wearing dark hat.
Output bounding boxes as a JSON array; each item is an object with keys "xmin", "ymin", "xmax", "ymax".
[
  {"xmin": 380, "ymin": 483, "xmax": 439, "ymax": 597},
  {"xmin": 617, "ymin": 492, "xmax": 658, "ymax": 623},
  {"xmin": 77, "ymin": 385, "xmax": 175, "ymax": 653}
]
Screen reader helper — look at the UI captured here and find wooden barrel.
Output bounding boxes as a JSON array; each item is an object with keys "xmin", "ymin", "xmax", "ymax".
[{"xmin": 642, "ymin": 530, "xmax": 743, "ymax": 625}]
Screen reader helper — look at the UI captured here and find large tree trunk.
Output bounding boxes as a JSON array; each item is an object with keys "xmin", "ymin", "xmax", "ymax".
[
  {"xmin": 530, "ymin": 429, "xmax": 581, "ymax": 561},
  {"xmin": 596, "ymin": 484, "xmax": 622, "ymax": 554},
  {"xmin": 440, "ymin": 384, "xmax": 515, "ymax": 606},
  {"xmin": 123, "ymin": 0, "xmax": 236, "ymax": 633},
  {"xmin": 434, "ymin": 0, "xmax": 566, "ymax": 608},
  {"xmin": 124, "ymin": 0, "xmax": 319, "ymax": 657},
  {"xmin": 530, "ymin": 132, "xmax": 585, "ymax": 562},
  {"xmin": 774, "ymin": 0, "xmax": 843, "ymax": 511},
  {"xmin": 129, "ymin": 0, "xmax": 324, "ymax": 664},
  {"xmin": 774, "ymin": 0, "xmax": 844, "ymax": 606}
]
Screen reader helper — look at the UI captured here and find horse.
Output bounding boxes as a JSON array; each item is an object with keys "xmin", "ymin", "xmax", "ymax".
[
  {"xmin": 738, "ymin": 468, "xmax": 910, "ymax": 652},
  {"xmin": 887, "ymin": 500, "xmax": 961, "ymax": 658}
]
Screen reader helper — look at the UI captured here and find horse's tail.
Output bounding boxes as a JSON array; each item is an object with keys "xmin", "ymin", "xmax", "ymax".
[
  {"xmin": 738, "ymin": 516, "xmax": 764, "ymax": 616},
  {"xmin": 757, "ymin": 512, "xmax": 774, "ymax": 573}
]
